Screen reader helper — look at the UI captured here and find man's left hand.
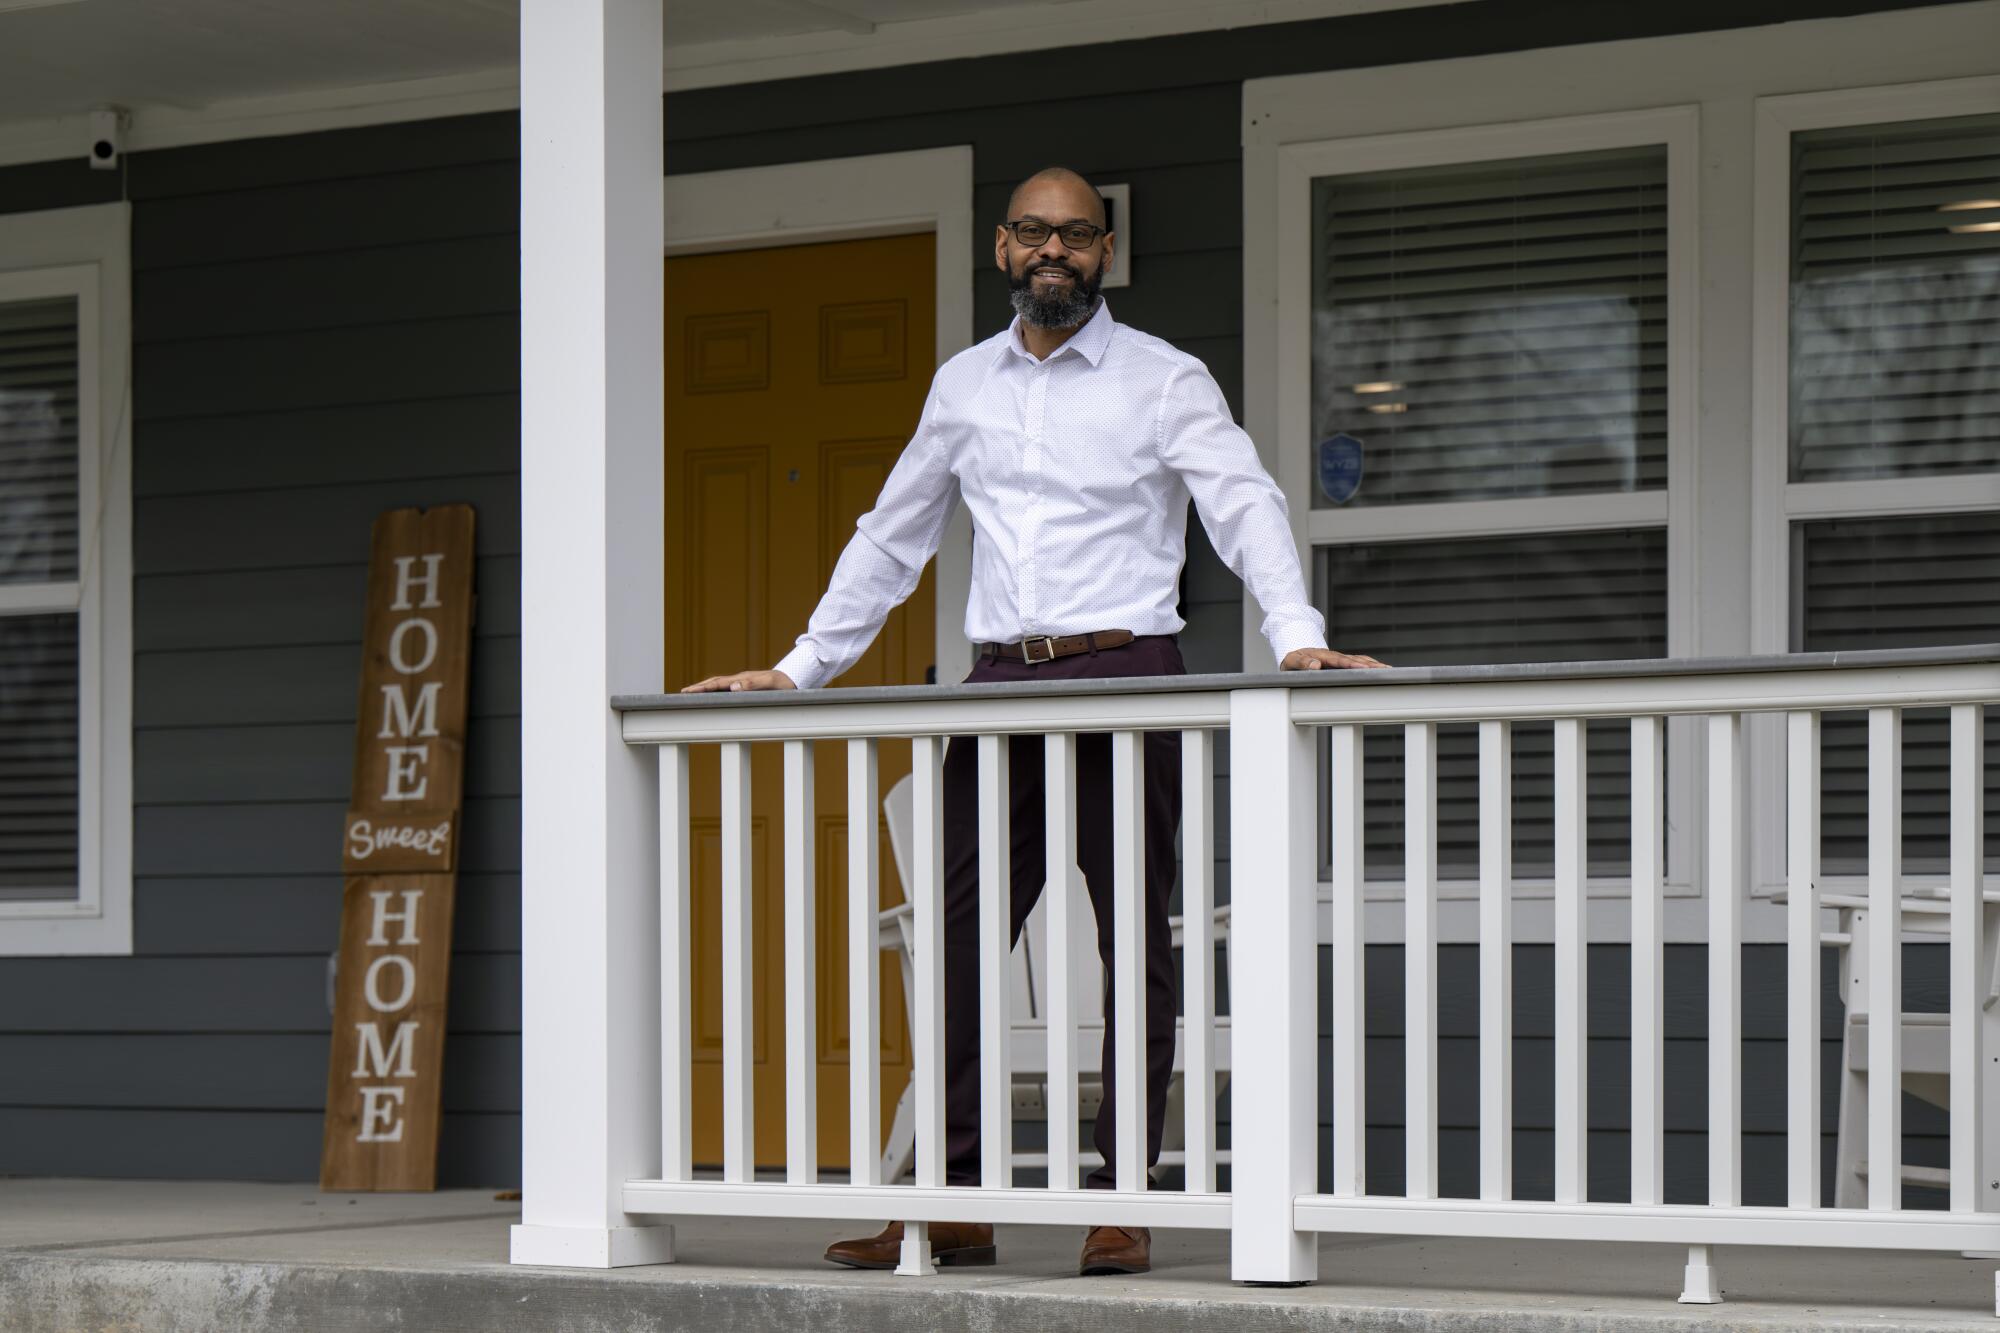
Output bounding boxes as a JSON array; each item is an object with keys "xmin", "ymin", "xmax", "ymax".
[{"xmin": 1281, "ymin": 647, "xmax": 1388, "ymax": 671}]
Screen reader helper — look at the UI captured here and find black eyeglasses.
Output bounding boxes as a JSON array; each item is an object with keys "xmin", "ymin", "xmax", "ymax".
[{"xmin": 1001, "ymin": 218, "xmax": 1108, "ymax": 249}]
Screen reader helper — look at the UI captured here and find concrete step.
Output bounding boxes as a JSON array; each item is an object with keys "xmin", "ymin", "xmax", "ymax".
[{"xmin": 3, "ymin": 1180, "xmax": 1997, "ymax": 1332}]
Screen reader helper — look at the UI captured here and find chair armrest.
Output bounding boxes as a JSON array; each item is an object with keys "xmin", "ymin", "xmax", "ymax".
[
  {"xmin": 877, "ymin": 901, "xmax": 912, "ymax": 952},
  {"xmin": 1168, "ymin": 901, "xmax": 1232, "ymax": 950}
]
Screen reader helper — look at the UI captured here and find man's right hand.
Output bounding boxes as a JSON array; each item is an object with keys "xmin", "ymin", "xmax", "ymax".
[{"xmin": 680, "ymin": 669, "xmax": 797, "ymax": 694}]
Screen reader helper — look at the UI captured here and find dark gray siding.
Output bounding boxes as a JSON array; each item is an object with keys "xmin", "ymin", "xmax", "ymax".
[
  {"xmin": 0, "ymin": 0, "xmax": 1969, "ymax": 1190},
  {"xmin": 0, "ymin": 115, "xmax": 524, "ymax": 1183}
]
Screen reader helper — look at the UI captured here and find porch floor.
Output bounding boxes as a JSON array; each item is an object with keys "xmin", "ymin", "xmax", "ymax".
[{"xmin": 2, "ymin": 1178, "xmax": 1995, "ymax": 1331}]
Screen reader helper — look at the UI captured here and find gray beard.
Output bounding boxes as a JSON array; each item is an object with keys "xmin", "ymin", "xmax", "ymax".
[{"xmin": 1009, "ymin": 278, "xmax": 1099, "ymax": 330}]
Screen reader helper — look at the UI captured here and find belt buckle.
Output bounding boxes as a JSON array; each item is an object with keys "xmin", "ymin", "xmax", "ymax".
[{"xmin": 1021, "ymin": 635, "xmax": 1057, "ymax": 665}]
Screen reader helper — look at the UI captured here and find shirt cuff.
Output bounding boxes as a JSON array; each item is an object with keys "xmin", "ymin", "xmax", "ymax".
[
  {"xmin": 773, "ymin": 644, "xmax": 830, "ymax": 691},
  {"xmin": 1262, "ymin": 611, "xmax": 1328, "ymax": 663}
]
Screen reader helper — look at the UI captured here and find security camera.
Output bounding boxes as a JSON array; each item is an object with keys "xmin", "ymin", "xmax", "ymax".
[{"xmin": 87, "ymin": 108, "xmax": 125, "ymax": 171}]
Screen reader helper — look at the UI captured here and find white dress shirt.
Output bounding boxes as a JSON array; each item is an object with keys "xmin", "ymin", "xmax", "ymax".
[{"xmin": 774, "ymin": 301, "xmax": 1327, "ymax": 689}]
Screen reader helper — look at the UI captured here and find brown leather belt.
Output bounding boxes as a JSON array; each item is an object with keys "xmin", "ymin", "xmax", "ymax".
[{"xmin": 981, "ymin": 629, "xmax": 1135, "ymax": 664}]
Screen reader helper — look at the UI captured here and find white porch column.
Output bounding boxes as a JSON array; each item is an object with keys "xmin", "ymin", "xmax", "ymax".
[
  {"xmin": 510, "ymin": 0, "xmax": 671, "ymax": 1269},
  {"xmin": 1229, "ymin": 688, "xmax": 1319, "ymax": 1284}
]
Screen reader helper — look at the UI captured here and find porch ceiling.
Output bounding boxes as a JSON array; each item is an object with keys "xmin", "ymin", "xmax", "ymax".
[
  {"xmin": 0, "ymin": 0, "xmax": 521, "ymax": 122},
  {"xmin": 0, "ymin": 0, "xmax": 1087, "ymax": 123},
  {"xmin": 0, "ymin": 0, "xmax": 1475, "ymax": 132}
]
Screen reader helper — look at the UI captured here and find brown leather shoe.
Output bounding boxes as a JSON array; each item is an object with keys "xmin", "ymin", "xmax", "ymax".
[
  {"xmin": 823, "ymin": 1220, "xmax": 996, "ymax": 1270},
  {"xmin": 1078, "ymin": 1224, "xmax": 1150, "ymax": 1275}
]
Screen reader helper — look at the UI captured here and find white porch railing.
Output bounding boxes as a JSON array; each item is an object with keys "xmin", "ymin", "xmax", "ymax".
[{"xmin": 610, "ymin": 646, "xmax": 2000, "ymax": 1297}]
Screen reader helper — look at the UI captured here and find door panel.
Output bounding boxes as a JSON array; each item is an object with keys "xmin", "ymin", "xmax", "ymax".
[{"xmin": 666, "ymin": 233, "xmax": 935, "ymax": 1170}]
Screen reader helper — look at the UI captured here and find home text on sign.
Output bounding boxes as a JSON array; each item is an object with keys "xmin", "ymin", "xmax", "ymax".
[{"xmin": 322, "ymin": 504, "xmax": 475, "ymax": 1191}]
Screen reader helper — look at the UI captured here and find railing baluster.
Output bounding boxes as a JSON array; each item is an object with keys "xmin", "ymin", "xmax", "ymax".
[
  {"xmin": 1948, "ymin": 703, "xmax": 1985, "ymax": 1213},
  {"xmin": 720, "ymin": 740, "xmax": 755, "ymax": 1183},
  {"xmin": 1630, "ymin": 715, "xmax": 1665, "ymax": 1207},
  {"xmin": 977, "ymin": 734, "xmax": 1012, "ymax": 1189},
  {"xmin": 911, "ymin": 735, "xmax": 948, "ymax": 1191},
  {"xmin": 783, "ymin": 739, "xmax": 817, "ymax": 1184},
  {"xmin": 1112, "ymin": 728, "xmax": 1148, "ymax": 1193},
  {"xmin": 660, "ymin": 743, "xmax": 692, "ymax": 1183},
  {"xmin": 1405, "ymin": 721, "xmax": 1438, "ymax": 1201},
  {"xmin": 1329, "ymin": 723, "xmax": 1366, "ymax": 1199},
  {"xmin": 1553, "ymin": 717, "xmax": 1587, "ymax": 1204},
  {"xmin": 1045, "ymin": 731, "xmax": 1079, "ymax": 1191},
  {"xmin": 1708, "ymin": 712, "xmax": 1743, "ymax": 1207},
  {"xmin": 1786, "ymin": 710, "xmax": 1821, "ymax": 1209},
  {"xmin": 846, "ymin": 738, "xmax": 881, "ymax": 1187},
  {"xmin": 1867, "ymin": 706, "xmax": 1902, "ymax": 1212},
  {"xmin": 1181, "ymin": 727, "xmax": 1217, "ymax": 1195},
  {"xmin": 1479, "ymin": 720, "xmax": 1512, "ymax": 1202}
]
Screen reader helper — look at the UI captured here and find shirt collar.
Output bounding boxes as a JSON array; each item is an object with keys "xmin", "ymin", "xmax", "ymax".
[{"xmin": 1001, "ymin": 298, "xmax": 1116, "ymax": 367}]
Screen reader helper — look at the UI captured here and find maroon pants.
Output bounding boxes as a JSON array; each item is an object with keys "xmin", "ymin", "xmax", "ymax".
[{"xmin": 940, "ymin": 634, "xmax": 1184, "ymax": 1189}]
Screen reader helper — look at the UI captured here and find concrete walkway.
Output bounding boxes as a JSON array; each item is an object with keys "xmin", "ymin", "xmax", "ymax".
[{"xmin": 2, "ymin": 1179, "xmax": 1996, "ymax": 1332}]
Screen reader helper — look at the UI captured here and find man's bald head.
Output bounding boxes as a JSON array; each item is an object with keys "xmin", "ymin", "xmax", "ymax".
[{"xmin": 1007, "ymin": 166, "xmax": 1106, "ymax": 228}]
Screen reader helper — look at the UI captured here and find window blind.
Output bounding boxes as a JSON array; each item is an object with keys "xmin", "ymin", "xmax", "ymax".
[
  {"xmin": 0, "ymin": 293, "xmax": 82, "ymax": 902},
  {"xmin": 1311, "ymin": 145, "xmax": 1669, "ymax": 508},
  {"xmin": 1790, "ymin": 111, "xmax": 2000, "ymax": 482},
  {"xmin": 1794, "ymin": 511, "xmax": 2000, "ymax": 875},
  {"xmin": 0, "ymin": 296, "xmax": 81, "ymax": 585},
  {"xmin": 0, "ymin": 613, "xmax": 79, "ymax": 897},
  {"xmin": 1318, "ymin": 528, "xmax": 1668, "ymax": 880}
]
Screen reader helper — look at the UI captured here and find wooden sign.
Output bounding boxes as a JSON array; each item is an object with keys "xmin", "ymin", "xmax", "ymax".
[{"xmin": 322, "ymin": 504, "xmax": 476, "ymax": 1191}]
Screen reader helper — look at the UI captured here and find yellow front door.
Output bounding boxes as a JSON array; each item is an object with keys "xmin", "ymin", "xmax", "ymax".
[{"xmin": 665, "ymin": 232, "xmax": 935, "ymax": 1170}]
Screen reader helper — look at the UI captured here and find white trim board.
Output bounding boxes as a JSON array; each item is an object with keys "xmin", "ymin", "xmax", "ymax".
[
  {"xmin": 660, "ymin": 0, "xmax": 1468, "ymax": 92},
  {"xmin": 662, "ymin": 146, "xmax": 977, "ymax": 687},
  {"xmin": 0, "ymin": 202, "xmax": 134, "ymax": 956},
  {"xmin": 0, "ymin": 0, "xmax": 1460, "ymax": 170}
]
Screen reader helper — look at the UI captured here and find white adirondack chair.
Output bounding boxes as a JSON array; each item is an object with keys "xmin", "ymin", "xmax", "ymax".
[
  {"xmin": 874, "ymin": 772, "xmax": 1232, "ymax": 1185},
  {"xmin": 1824, "ymin": 886, "xmax": 2000, "ymax": 1233}
]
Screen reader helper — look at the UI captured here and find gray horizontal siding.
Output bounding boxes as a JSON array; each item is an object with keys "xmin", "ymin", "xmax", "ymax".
[
  {"xmin": 1, "ymin": 108, "xmax": 523, "ymax": 1184},
  {"xmin": 0, "ymin": 1108, "xmax": 517, "ymax": 1184},
  {"xmin": 136, "ymin": 875, "xmax": 522, "ymax": 955},
  {"xmin": 0, "ymin": 0, "xmax": 1970, "ymax": 1189},
  {"xmin": 0, "ymin": 955, "xmax": 519, "ymax": 1034}
]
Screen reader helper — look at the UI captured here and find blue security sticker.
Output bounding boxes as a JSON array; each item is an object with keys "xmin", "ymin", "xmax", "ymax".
[{"xmin": 1316, "ymin": 433, "xmax": 1363, "ymax": 504}]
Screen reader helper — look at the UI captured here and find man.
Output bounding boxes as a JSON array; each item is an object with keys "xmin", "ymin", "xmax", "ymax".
[{"xmin": 684, "ymin": 166, "xmax": 1383, "ymax": 1275}]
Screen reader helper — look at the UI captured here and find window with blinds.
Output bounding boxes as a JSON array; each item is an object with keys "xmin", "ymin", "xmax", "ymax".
[
  {"xmin": 1310, "ymin": 145, "xmax": 1669, "ymax": 508},
  {"xmin": 0, "ymin": 294, "xmax": 82, "ymax": 902},
  {"xmin": 1318, "ymin": 529, "xmax": 1668, "ymax": 881},
  {"xmin": 1793, "ymin": 512, "xmax": 2000, "ymax": 876},
  {"xmin": 1790, "ymin": 111, "xmax": 2000, "ymax": 482}
]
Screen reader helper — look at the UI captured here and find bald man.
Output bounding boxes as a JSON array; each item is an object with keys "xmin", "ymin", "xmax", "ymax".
[{"xmin": 686, "ymin": 166, "xmax": 1383, "ymax": 1275}]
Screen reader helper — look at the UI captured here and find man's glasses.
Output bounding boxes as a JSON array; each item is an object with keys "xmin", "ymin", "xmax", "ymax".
[{"xmin": 1001, "ymin": 218, "xmax": 1108, "ymax": 250}]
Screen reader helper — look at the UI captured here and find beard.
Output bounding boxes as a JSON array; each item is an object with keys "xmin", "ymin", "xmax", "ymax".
[{"xmin": 1007, "ymin": 254, "xmax": 1104, "ymax": 329}]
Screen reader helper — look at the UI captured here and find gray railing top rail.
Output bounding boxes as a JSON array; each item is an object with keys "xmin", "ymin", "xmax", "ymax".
[{"xmin": 613, "ymin": 643, "xmax": 2000, "ymax": 714}]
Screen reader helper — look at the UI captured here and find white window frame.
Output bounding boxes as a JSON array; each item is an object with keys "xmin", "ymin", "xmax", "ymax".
[
  {"xmin": 0, "ymin": 202, "xmax": 133, "ymax": 956},
  {"xmin": 1748, "ymin": 73, "xmax": 2000, "ymax": 897},
  {"xmin": 1249, "ymin": 105, "xmax": 1702, "ymax": 932},
  {"xmin": 1243, "ymin": 1, "xmax": 2000, "ymax": 944}
]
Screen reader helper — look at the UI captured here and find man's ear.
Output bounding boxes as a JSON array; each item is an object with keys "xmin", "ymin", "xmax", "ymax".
[
  {"xmin": 994, "ymin": 226, "xmax": 1011, "ymax": 272},
  {"xmin": 1101, "ymin": 233, "xmax": 1116, "ymax": 279}
]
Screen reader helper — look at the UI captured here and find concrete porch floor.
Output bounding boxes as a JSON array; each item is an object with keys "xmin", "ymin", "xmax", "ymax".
[{"xmin": 2, "ymin": 1179, "xmax": 1996, "ymax": 1332}]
